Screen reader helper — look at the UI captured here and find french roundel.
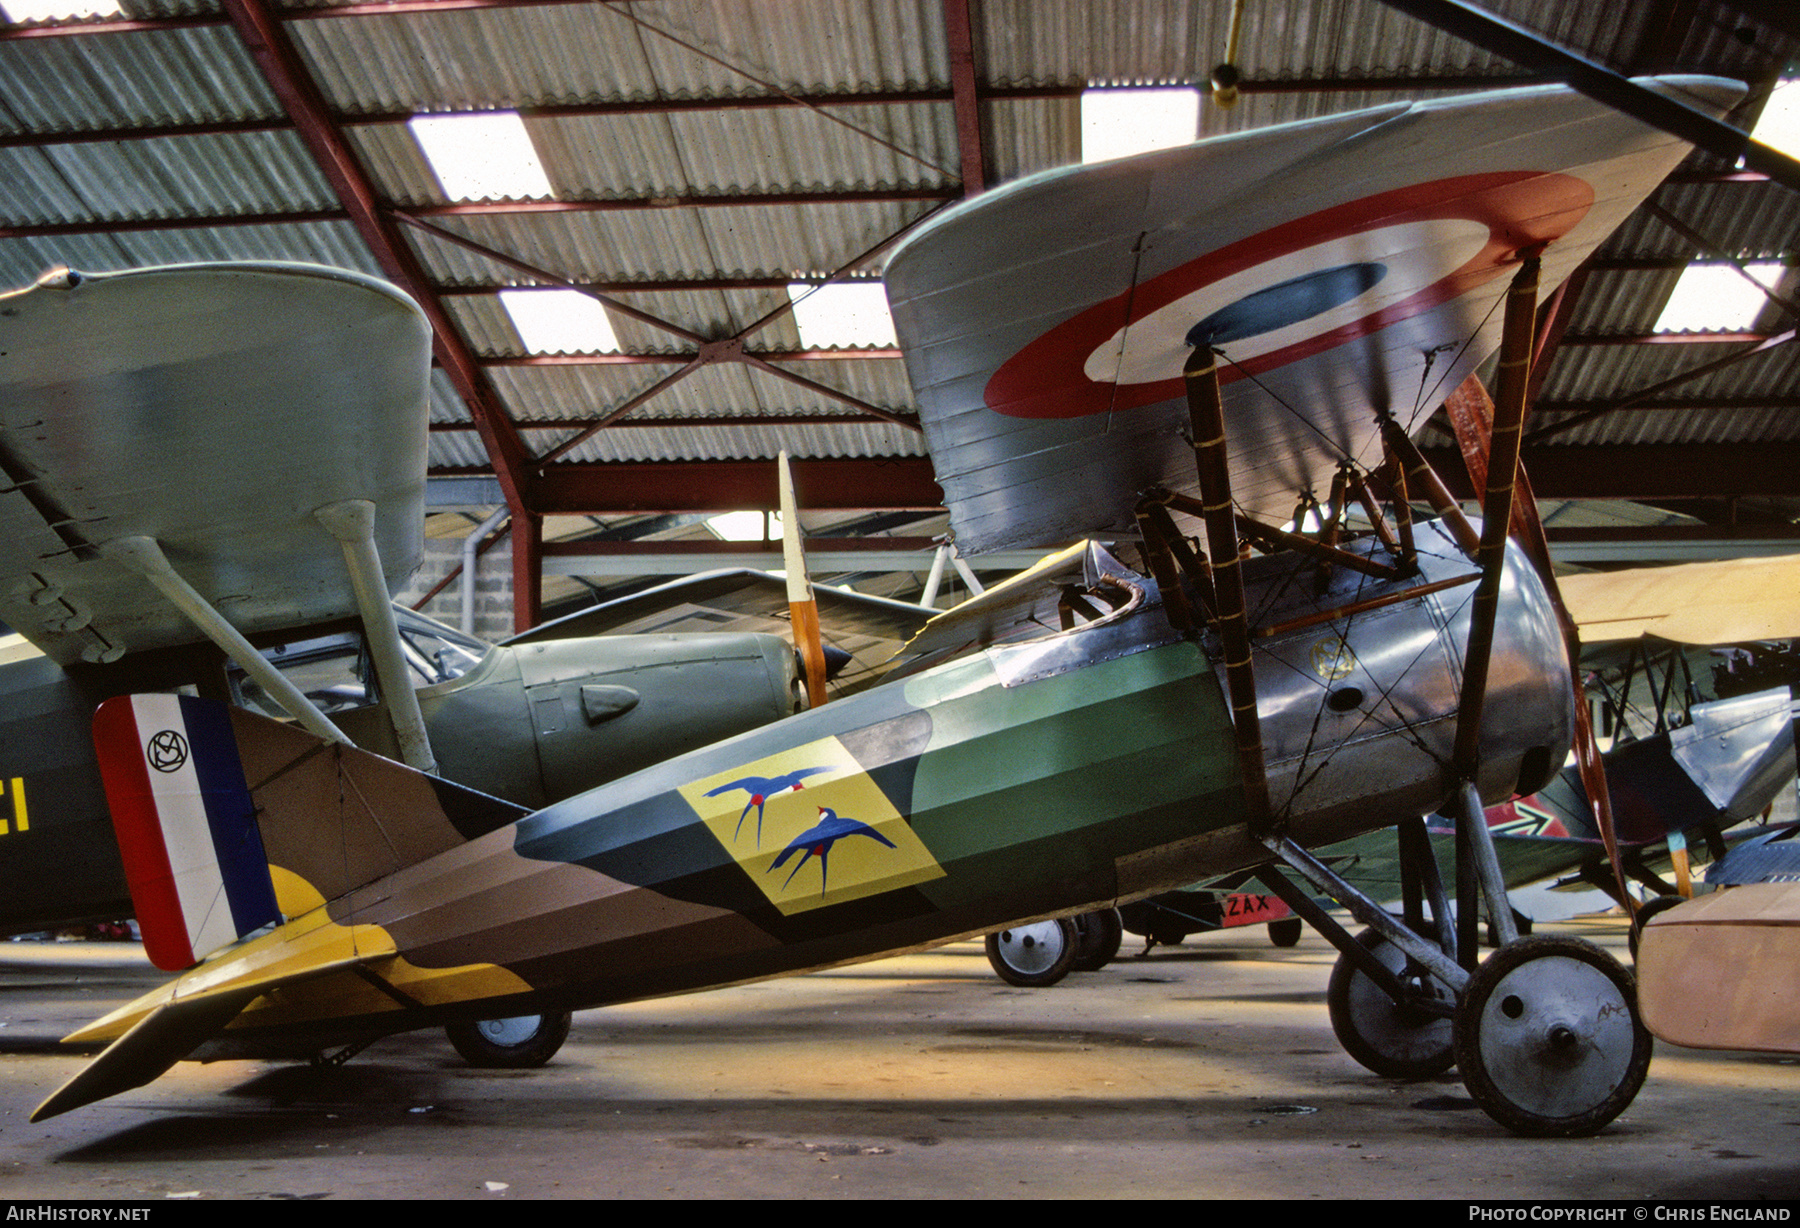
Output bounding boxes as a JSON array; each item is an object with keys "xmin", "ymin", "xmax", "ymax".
[{"xmin": 983, "ymin": 172, "xmax": 1594, "ymax": 420}]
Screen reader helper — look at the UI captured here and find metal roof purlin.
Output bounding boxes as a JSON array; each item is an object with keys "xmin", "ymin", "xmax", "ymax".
[
  {"xmin": 392, "ymin": 214, "xmax": 708, "ymax": 345},
  {"xmin": 593, "ymin": 0, "xmax": 955, "ymax": 182},
  {"xmin": 218, "ymin": 0, "xmax": 534, "ymax": 514},
  {"xmin": 1644, "ymin": 200, "xmax": 1800, "ymax": 319},
  {"xmin": 526, "ymin": 458, "xmax": 943, "ymax": 515},
  {"xmin": 393, "ymin": 215, "xmax": 921, "ymax": 457},
  {"xmin": 0, "ymin": 189, "xmax": 958, "ymax": 241}
]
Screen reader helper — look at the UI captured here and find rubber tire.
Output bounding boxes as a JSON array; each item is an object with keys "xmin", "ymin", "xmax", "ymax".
[
  {"xmin": 446, "ymin": 1011, "xmax": 572, "ymax": 1069},
  {"xmin": 986, "ymin": 919, "xmax": 1079, "ymax": 987},
  {"xmin": 1326, "ymin": 926, "xmax": 1457, "ymax": 1079},
  {"xmin": 1628, "ymin": 895, "xmax": 1686, "ymax": 959},
  {"xmin": 1070, "ymin": 909, "xmax": 1125, "ymax": 971},
  {"xmin": 1453, "ymin": 936, "xmax": 1652, "ymax": 1137},
  {"xmin": 1267, "ymin": 917, "xmax": 1304, "ymax": 947}
]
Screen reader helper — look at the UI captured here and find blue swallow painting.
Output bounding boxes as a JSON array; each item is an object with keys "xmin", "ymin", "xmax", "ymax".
[
  {"xmin": 704, "ymin": 767, "xmax": 832, "ymax": 845},
  {"xmin": 768, "ymin": 806, "xmax": 898, "ymax": 892}
]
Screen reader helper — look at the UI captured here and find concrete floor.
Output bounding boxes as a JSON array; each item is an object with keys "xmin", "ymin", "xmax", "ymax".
[{"xmin": 1, "ymin": 915, "xmax": 1797, "ymax": 1200}]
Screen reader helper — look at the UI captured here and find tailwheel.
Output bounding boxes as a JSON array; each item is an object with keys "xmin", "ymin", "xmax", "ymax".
[
  {"xmin": 986, "ymin": 919, "xmax": 1078, "ymax": 987},
  {"xmin": 446, "ymin": 1011, "xmax": 572, "ymax": 1069},
  {"xmin": 1453, "ymin": 936, "xmax": 1651, "ymax": 1137},
  {"xmin": 1327, "ymin": 927, "xmax": 1456, "ymax": 1078}
]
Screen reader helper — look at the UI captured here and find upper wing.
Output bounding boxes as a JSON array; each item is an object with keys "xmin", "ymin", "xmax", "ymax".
[
  {"xmin": 885, "ymin": 77, "xmax": 1745, "ymax": 555},
  {"xmin": 0, "ymin": 262, "xmax": 430, "ymax": 665},
  {"xmin": 1559, "ymin": 553, "xmax": 1800, "ymax": 644}
]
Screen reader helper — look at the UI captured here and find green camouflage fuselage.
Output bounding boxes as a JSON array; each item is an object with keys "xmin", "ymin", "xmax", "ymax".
[{"xmin": 226, "ymin": 619, "xmax": 1247, "ymax": 1046}]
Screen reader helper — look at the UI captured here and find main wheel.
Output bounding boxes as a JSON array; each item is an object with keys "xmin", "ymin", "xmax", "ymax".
[
  {"xmin": 446, "ymin": 1011, "xmax": 572, "ymax": 1069},
  {"xmin": 1070, "ymin": 909, "xmax": 1124, "ymax": 971},
  {"xmin": 986, "ymin": 919, "xmax": 1079, "ymax": 987},
  {"xmin": 1453, "ymin": 936, "xmax": 1652, "ymax": 1137},
  {"xmin": 1327, "ymin": 926, "xmax": 1457, "ymax": 1078},
  {"xmin": 1268, "ymin": 917, "xmax": 1304, "ymax": 947}
]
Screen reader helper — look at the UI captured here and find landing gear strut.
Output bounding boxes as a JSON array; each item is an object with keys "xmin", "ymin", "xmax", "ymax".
[{"xmin": 1160, "ymin": 252, "xmax": 1648, "ymax": 1135}]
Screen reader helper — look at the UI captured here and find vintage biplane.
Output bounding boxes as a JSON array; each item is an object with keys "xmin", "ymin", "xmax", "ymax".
[{"xmin": 30, "ymin": 75, "xmax": 1747, "ymax": 1137}]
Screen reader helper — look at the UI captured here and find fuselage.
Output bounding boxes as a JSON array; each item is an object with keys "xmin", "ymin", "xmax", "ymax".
[{"xmin": 171, "ymin": 536, "xmax": 1572, "ymax": 1054}]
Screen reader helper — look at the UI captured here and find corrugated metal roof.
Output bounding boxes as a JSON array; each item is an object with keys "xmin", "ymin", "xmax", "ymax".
[
  {"xmin": 0, "ymin": 25, "xmax": 271, "ymax": 132},
  {"xmin": 0, "ymin": 0, "xmax": 1796, "ymax": 552}
]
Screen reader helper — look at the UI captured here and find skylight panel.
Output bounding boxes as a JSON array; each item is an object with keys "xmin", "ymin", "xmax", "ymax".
[
  {"xmin": 0, "ymin": 0, "xmax": 122, "ymax": 19},
  {"xmin": 1652, "ymin": 262, "xmax": 1785, "ymax": 334},
  {"xmin": 786, "ymin": 282, "xmax": 897, "ymax": 349},
  {"xmin": 1081, "ymin": 88, "xmax": 1200, "ymax": 163},
  {"xmin": 409, "ymin": 112, "xmax": 553, "ymax": 201},
  {"xmin": 1750, "ymin": 78, "xmax": 1800, "ymax": 159},
  {"xmin": 707, "ymin": 511, "xmax": 782, "ymax": 542},
  {"xmin": 499, "ymin": 289, "xmax": 619, "ymax": 354}
]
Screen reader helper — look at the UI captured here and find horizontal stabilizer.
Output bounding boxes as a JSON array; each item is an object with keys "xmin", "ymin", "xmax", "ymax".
[
  {"xmin": 32, "ymin": 941, "xmax": 383, "ymax": 1121},
  {"xmin": 94, "ymin": 695, "xmax": 279, "ymax": 971},
  {"xmin": 31, "ymin": 986, "xmax": 263, "ymax": 1121}
]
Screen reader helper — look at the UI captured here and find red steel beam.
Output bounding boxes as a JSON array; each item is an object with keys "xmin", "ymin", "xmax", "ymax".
[
  {"xmin": 523, "ymin": 459, "xmax": 943, "ymax": 514},
  {"xmin": 0, "ymin": 188, "xmax": 957, "ymax": 242},
  {"xmin": 483, "ymin": 349, "xmax": 902, "ymax": 365},
  {"xmin": 0, "ymin": 212, "xmax": 344, "ymax": 239},
  {"xmin": 942, "ymin": 0, "xmax": 986, "ymax": 195},
  {"xmin": 430, "ymin": 413, "xmax": 901, "ymax": 431},
  {"xmin": 510, "ymin": 509, "xmax": 542, "ymax": 633},
  {"xmin": 1419, "ymin": 443, "xmax": 1800, "ymax": 500},
  {"xmin": 439, "ymin": 276, "xmax": 883, "ymax": 293},
  {"xmin": 220, "ymin": 0, "xmax": 536, "ymax": 512},
  {"xmin": 1533, "ymin": 395, "xmax": 1800, "ymax": 414},
  {"xmin": 409, "ymin": 188, "xmax": 956, "ymax": 217},
  {"xmin": 0, "ymin": 88, "xmax": 1009, "ymax": 152},
  {"xmin": 1560, "ymin": 331, "xmax": 1779, "ymax": 345}
]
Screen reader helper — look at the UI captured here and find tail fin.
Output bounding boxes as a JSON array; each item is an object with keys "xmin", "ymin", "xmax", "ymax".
[
  {"xmin": 96, "ymin": 694, "xmax": 531, "ymax": 972},
  {"xmin": 94, "ymin": 695, "xmax": 279, "ymax": 971}
]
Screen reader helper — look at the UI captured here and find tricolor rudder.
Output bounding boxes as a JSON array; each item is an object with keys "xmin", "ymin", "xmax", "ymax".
[{"xmin": 92, "ymin": 695, "xmax": 278, "ymax": 970}]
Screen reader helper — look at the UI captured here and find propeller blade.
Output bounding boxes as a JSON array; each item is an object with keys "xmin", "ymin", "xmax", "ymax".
[{"xmin": 779, "ymin": 451, "xmax": 829, "ymax": 708}]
